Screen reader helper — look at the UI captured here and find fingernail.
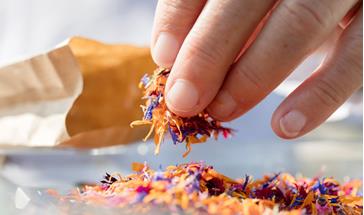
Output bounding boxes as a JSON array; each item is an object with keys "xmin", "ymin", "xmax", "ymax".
[
  {"xmin": 166, "ymin": 79, "xmax": 199, "ymax": 113},
  {"xmin": 208, "ymin": 90, "xmax": 237, "ymax": 119},
  {"xmin": 152, "ymin": 32, "xmax": 179, "ymax": 68},
  {"xmin": 279, "ymin": 110, "xmax": 306, "ymax": 137}
]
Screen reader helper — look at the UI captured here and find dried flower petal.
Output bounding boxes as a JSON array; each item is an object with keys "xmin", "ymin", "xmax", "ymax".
[
  {"xmin": 56, "ymin": 162, "xmax": 363, "ymax": 215},
  {"xmin": 131, "ymin": 68, "xmax": 232, "ymax": 157}
]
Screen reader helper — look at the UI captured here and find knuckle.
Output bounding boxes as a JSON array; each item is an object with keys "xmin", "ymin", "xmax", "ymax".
[
  {"xmin": 348, "ymin": 57, "xmax": 363, "ymax": 83},
  {"xmin": 312, "ymin": 78, "xmax": 346, "ymax": 107},
  {"xmin": 336, "ymin": 30, "xmax": 363, "ymax": 85},
  {"xmin": 188, "ymin": 39, "xmax": 222, "ymax": 68},
  {"xmin": 234, "ymin": 63, "xmax": 268, "ymax": 94},
  {"xmin": 334, "ymin": 59, "xmax": 363, "ymax": 92},
  {"xmin": 161, "ymin": 0, "xmax": 189, "ymax": 10},
  {"xmin": 157, "ymin": 19, "xmax": 186, "ymax": 33},
  {"xmin": 280, "ymin": 1, "xmax": 332, "ymax": 36},
  {"xmin": 157, "ymin": 0, "xmax": 201, "ymax": 32},
  {"xmin": 185, "ymin": 34, "xmax": 224, "ymax": 68},
  {"xmin": 345, "ymin": 31, "xmax": 363, "ymax": 65},
  {"xmin": 161, "ymin": 0, "xmax": 196, "ymax": 14},
  {"xmin": 338, "ymin": 54, "xmax": 362, "ymax": 84}
]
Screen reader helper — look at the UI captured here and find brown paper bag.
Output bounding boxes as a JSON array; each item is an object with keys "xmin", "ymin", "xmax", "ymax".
[
  {"xmin": 63, "ymin": 37, "xmax": 156, "ymax": 148},
  {"xmin": 0, "ymin": 37, "xmax": 156, "ymax": 149},
  {"xmin": 0, "ymin": 43, "xmax": 82, "ymax": 147}
]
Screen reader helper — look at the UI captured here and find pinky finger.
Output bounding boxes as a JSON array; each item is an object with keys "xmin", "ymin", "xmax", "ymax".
[{"xmin": 271, "ymin": 7, "xmax": 363, "ymax": 139}]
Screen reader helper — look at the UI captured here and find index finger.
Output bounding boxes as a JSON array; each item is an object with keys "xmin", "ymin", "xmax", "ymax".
[
  {"xmin": 165, "ymin": 0, "xmax": 275, "ymax": 117},
  {"xmin": 151, "ymin": 0, "xmax": 206, "ymax": 68}
]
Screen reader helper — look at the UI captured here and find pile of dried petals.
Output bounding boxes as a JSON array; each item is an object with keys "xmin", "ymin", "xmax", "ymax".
[
  {"xmin": 55, "ymin": 162, "xmax": 363, "ymax": 215},
  {"xmin": 130, "ymin": 68, "xmax": 232, "ymax": 157}
]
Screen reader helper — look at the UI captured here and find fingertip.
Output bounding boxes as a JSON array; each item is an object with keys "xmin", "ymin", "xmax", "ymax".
[
  {"xmin": 165, "ymin": 79, "xmax": 201, "ymax": 117},
  {"xmin": 207, "ymin": 90, "xmax": 238, "ymax": 121},
  {"xmin": 271, "ymin": 109, "xmax": 307, "ymax": 139},
  {"xmin": 151, "ymin": 0, "xmax": 206, "ymax": 66},
  {"xmin": 151, "ymin": 32, "xmax": 180, "ymax": 68},
  {"xmin": 271, "ymin": 109, "xmax": 287, "ymax": 139}
]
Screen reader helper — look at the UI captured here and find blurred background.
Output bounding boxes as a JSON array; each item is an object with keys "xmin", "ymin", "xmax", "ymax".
[{"xmin": 0, "ymin": 0, "xmax": 362, "ymax": 214}]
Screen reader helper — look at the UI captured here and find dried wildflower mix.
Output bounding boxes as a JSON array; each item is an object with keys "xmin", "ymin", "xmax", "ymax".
[
  {"xmin": 55, "ymin": 162, "xmax": 363, "ymax": 215},
  {"xmin": 131, "ymin": 68, "xmax": 232, "ymax": 157}
]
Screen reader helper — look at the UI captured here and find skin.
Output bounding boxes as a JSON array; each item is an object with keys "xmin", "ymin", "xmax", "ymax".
[{"xmin": 151, "ymin": 0, "xmax": 363, "ymax": 139}]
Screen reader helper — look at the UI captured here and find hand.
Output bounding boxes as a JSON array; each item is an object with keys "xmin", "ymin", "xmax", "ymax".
[{"xmin": 150, "ymin": 0, "xmax": 362, "ymax": 139}]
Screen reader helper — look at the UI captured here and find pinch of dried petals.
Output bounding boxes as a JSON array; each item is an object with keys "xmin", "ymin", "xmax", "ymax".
[
  {"xmin": 53, "ymin": 162, "xmax": 363, "ymax": 215},
  {"xmin": 131, "ymin": 68, "xmax": 232, "ymax": 157}
]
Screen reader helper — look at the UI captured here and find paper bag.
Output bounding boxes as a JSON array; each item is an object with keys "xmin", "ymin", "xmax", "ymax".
[{"xmin": 0, "ymin": 37, "xmax": 156, "ymax": 149}]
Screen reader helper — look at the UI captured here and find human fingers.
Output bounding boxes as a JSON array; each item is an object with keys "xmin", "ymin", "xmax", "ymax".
[
  {"xmin": 271, "ymin": 7, "xmax": 362, "ymax": 139},
  {"xmin": 208, "ymin": 0, "xmax": 359, "ymax": 121},
  {"xmin": 165, "ymin": 0, "xmax": 276, "ymax": 117},
  {"xmin": 151, "ymin": 0, "xmax": 206, "ymax": 68}
]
